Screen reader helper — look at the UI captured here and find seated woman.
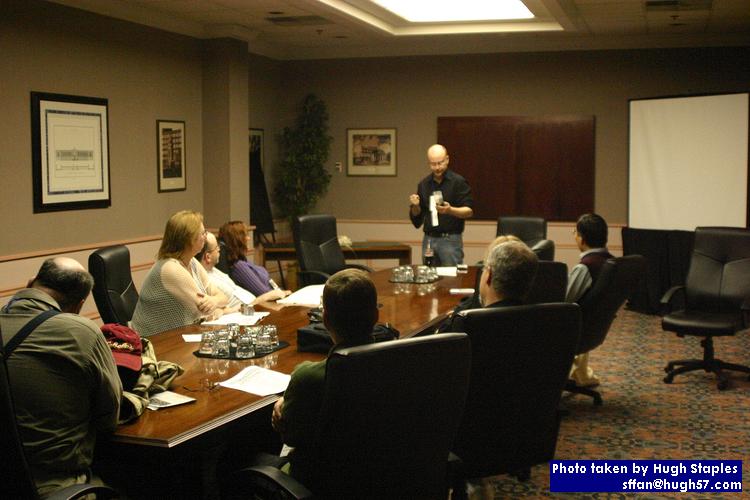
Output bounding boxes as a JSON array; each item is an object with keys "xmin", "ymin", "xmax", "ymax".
[
  {"xmin": 219, "ymin": 220, "xmax": 291, "ymax": 298},
  {"xmin": 131, "ymin": 210, "xmax": 231, "ymax": 337}
]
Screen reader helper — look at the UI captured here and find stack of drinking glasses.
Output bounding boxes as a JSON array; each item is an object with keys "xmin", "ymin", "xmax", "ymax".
[{"xmin": 197, "ymin": 324, "xmax": 280, "ymax": 359}]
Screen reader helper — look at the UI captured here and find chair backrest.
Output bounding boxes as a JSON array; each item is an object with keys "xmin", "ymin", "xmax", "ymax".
[
  {"xmin": 684, "ymin": 227, "xmax": 750, "ymax": 313},
  {"xmin": 577, "ymin": 255, "xmax": 646, "ymax": 354},
  {"xmin": 452, "ymin": 303, "xmax": 580, "ymax": 478},
  {"xmin": 497, "ymin": 216, "xmax": 555, "ymax": 260},
  {"xmin": 497, "ymin": 216, "xmax": 547, "ymax": 244},
  {"xmin": 216, "ymin": 239, "xmax": 230, "ymax": 274},
  {"xmin": 526, "ymin": 260, "xmax": 568, "ymax": 304},
  {"xmin": 292, "ymin": 215, "xmax": 346, "ymax": 285},
  {"xmin": 309, "ymin": 333, "xmax": 471, "ymax": 498},
  {"xmin": 88, "ymin": 245, "xmax": 139, "ymax": 325},
  {"xmin": 0, "ymin": 353, "xmax": 41, "ymax": 498}
]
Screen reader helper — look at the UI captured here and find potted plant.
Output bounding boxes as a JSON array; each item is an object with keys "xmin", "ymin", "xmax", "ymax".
[{"xmin": 274, "ymin": 94, "xmax": 332, "ymax": 222}]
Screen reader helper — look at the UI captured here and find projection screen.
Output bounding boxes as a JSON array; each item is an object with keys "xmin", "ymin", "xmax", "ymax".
[{"xmin": 628, "ymin": 93, "xmax": 749, "ymax": 230}]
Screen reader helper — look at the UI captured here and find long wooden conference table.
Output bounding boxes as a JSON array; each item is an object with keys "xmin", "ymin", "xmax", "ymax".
[{"xmin": 112, "ymin": 268, "xmax": 475, "ymax": 449}]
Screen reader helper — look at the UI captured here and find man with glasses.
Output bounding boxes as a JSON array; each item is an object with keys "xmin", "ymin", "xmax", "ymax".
[
  {"xmin": 409, "ymin": 143, "xmax": 473, "ymax": 266},
  {"xmin": 196, "ymin": 232, "xmax": 290, "ymax": 309}
]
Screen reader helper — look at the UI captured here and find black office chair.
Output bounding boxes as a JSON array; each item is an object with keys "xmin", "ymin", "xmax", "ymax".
[
  {"xmin": 526, "ymin": 260, "xmax": 568, "ymax": 304},
  {"xmin": 292, "ymin": 215, "xmax": 372, "ymax": 287},
  {"xmin": 236, "ymin": 333, "xmax": 471, "ymax": 499},
  {"xmin": 565, "ymin": 255, "xmax": 646, "ymax": 405},
  {"xmin": 662, "ymin": 227, "xmax": 750, "ymax": 390},
  {"xmin": 497, "ymin": 216, "xmax": 555, "ymax": 261},
  {"xmin": 457, "ymin": 260, "xmax": 568, "ymax": 313},
  {"xmin": 451, "ymin": 304, "xmax": 580, "ymax": 481},
  {"xmin": 1, "ymin": 349, "xmax": 118, "ymax": 499},
  {"xmin": 89, "ymin": 245, "xmax": 139, "ymax": 325}
]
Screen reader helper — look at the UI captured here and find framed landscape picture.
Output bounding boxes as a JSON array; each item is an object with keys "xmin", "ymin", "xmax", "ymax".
[
  {"xmin": 347, "ymin": 128, "xmax": 397, "ymax": 176},
  {"xmin": 157, "ymin": 120, "xmax": 186, "ymax": 192},
  {"xmin": 31, "ymin": 92, "xmax": 111, "ymax": 212}
]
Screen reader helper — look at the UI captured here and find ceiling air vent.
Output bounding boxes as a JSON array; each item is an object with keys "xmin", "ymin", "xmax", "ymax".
[
  {"xmin": 265, "ymin": 15, "xmax": 332, "ymax": 26},
  {"xmin": 644, "ymin": 0, "xmax": 712, "ymax": 11}
]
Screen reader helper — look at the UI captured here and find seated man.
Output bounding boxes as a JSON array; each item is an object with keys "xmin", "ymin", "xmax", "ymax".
[
  {"xmin": 271, "ymin": 269, "xmax": 378, "ymax": 485},
  {"xmin": 196, "ymin": 232, "xmax": 290, "ymax": 309},
  {"xmin": 565, "ymin": 213, "xmax": 614, "ymax": 386},
  {"xmin": 441, "ymin": 240, "xmax": 538, "ymax": 333},
  {"xmin": 0, "ymin": 258, "xmax": 122, "ymax": 496},
  {"xmin": 452, "ymin": 234, "xmax": 524, "ymax": 315}
]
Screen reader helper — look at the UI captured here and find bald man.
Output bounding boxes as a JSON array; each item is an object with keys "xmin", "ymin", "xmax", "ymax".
[
  {"xmin": 0, "ymin": 257, "xmax": 121, "ymax": 496},
  {"xmin": 409, "ymin": 144, "xmax": 473, "ymax": 266}
]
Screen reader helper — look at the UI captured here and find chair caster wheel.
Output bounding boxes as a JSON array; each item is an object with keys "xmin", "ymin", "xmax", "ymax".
[
  {"xmin": 717, "ymin": 380, "xmax": 728, "ymax": 390},
  {"xmin": 663, "ymin": 366, "xmax": 671, "ymax": 373},
  {"xmin": 663, "ymin": 375, "xmax": 673, "ymax": 384},
  {"xmin": 593, "ymin": 395, "xmax": 603, "ymax": 406}
]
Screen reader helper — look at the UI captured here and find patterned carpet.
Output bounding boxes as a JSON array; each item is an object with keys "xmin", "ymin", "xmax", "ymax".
[{"xmin": 486, "ymin": 307, "xmax": 750, "ymax": 499}]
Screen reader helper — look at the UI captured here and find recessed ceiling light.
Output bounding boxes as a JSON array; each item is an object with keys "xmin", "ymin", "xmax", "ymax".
[{"xmin": 370, "ymin": 0, "xmax": 533, "ymax": 23}]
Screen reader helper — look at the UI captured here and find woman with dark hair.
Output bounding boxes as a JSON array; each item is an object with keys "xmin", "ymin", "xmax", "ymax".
[{"xmin": 219, "ymin": 221, "xmax": 291, "ymax": 298}]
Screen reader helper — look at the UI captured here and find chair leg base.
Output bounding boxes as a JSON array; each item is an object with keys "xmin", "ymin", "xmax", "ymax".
[
  {"xmin": 565, "ymin": 380, "xmax": 603, "ymax": 405},
  {"xmin": 663, "ymin": 357, "xmax": 750, "ymax": 390}
]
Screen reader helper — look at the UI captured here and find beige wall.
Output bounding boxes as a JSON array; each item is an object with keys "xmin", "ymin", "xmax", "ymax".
[
  {"xmin": 273, "ymin": 48, "xmax": 750, "ymax": 225},
  {"xmin": 0, "ymin": 0, "xmax": 204, "ymax": 256},
  {"xmin": 1, "ymin": 0, "xmax": 748, "ymax": 281}
]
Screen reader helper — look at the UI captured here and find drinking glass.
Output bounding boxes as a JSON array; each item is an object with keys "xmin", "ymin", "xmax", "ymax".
[
  {"xmin": 241, "ymin": 303, "xmax": 255, "ymax": 315},
  {"xmin": 264, "ymin": 325, "xmax": 279, "ymax": 349},
  {"xmin": 198, "ymin": 331, "xmax": 216, "ymax": 355},
  {"xmin": 255, "ymin": 328, "xmax": 273, "ymax": 355},
  {"xmin": 235, "ymin": 331, "xmax": 255, "ymax": 359},
  {"xmin": 433, "ymin": 190, "xmax": 443, "ymax": 206},
  {"xmin": 214, "ymin": 329, "xmax": 231, "ymax": 358},
  {"xmin": 227, "ymin": 323, "xmax": 240, "ymax": 342}
]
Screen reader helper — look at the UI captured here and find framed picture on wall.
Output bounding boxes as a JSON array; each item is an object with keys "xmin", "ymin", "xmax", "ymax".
[
  {"xmin": 31, "ymin": 92, "xmax": 111, "ymax": 213},
  {"xmin": 347, "ymin": 128, "xmax": 397, "ymax": 176},
  {"xmin": 157, "ymin": 120, "xmax": 186, "ymax": 192}
]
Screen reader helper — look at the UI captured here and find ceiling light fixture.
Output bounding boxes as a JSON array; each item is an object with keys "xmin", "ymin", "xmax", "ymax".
[{"xmin": 370, "ymin": 0, "xmax": 534, "ymax": 23}]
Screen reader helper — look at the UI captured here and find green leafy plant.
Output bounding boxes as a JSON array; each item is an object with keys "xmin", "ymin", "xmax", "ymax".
[{"xmin": 274, "ymin": 94, "xmax": 332, "ymax": 220}]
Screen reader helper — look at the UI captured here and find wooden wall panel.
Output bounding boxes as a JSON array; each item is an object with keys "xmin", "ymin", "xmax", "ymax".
[{"xmin": 438, "ymin": 116, "xmax": 594, "ymax": 221}]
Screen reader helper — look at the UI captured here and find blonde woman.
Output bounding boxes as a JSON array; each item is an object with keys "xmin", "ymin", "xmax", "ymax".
[{"xmin": 131, "ymin": 210, "xmax": 231, "ymax": 337}]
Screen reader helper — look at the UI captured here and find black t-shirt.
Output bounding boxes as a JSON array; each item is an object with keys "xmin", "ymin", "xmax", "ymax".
[{"xmin": 409, "ymin": 169, "xmax": 473, "ymax": 234}]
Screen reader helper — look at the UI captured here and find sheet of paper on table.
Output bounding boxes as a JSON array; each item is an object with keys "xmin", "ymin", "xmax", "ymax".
[
  {"xmin": 277, "ymin": 284, "xmax": 325, "ymax": 306},
  {"xmin": 203, "ymin": 311, "xmax": 269, "ymax": 326},
  {"xmin": 436, "ymin": 266, "xmax": 458, "ymax": 277},
  {"xmin": 219, "ymin": 366, "xmax": 291, "ymax": 396},
  {"xmin": 147, "ymin": 390, "xmax": 196, "ymax": 410}
]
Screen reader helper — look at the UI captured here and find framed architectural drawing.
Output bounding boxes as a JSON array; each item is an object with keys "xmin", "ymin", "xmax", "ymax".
[
  {"xmin": 31, "ymin": 92, "xmax": 111, "ymax": 212},
  {"xmin": 157, "ymin": 120, "xmax": 186, "ymax": 192},
  {"xmin": 347, "ymin": 128, "xmax": 397, "ymax": 176}
]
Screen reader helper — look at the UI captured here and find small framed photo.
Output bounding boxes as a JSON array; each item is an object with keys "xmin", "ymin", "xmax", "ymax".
[
  {"xmin": 31, "ymin": 92, "xmax": 111, "ymax": 213},
  {"xmin": 157, "ymin": 120, "xmax": 186, "ymax": 192},
  {"xmin": 347, "ymin": 128, "xmax": 397, "ymax": 176}
]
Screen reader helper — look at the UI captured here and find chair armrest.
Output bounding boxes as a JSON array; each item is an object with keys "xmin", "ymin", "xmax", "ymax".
[
  {"xmin": 344, "ymin": 263, "xmax": 374, "ymax": 272},
  {"xmin": 48, "ymin": 484, "xmax": 119, "ymax": 500},
  {"xmin": 660, "ymin": 285, "xmax": 685, "ymax": 315},
  {"xmin": 234, "ymin": 465, "xmax": 313, "ymax": 499},
  {"xmin": 297, "ymin": 270, "xmax": 331, "ymax": 286}
]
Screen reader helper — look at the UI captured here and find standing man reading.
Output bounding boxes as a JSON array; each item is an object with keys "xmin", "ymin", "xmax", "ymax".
[{"xmin": 409, "ymin": 143, "xmax": 473, "ymax": 266}]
